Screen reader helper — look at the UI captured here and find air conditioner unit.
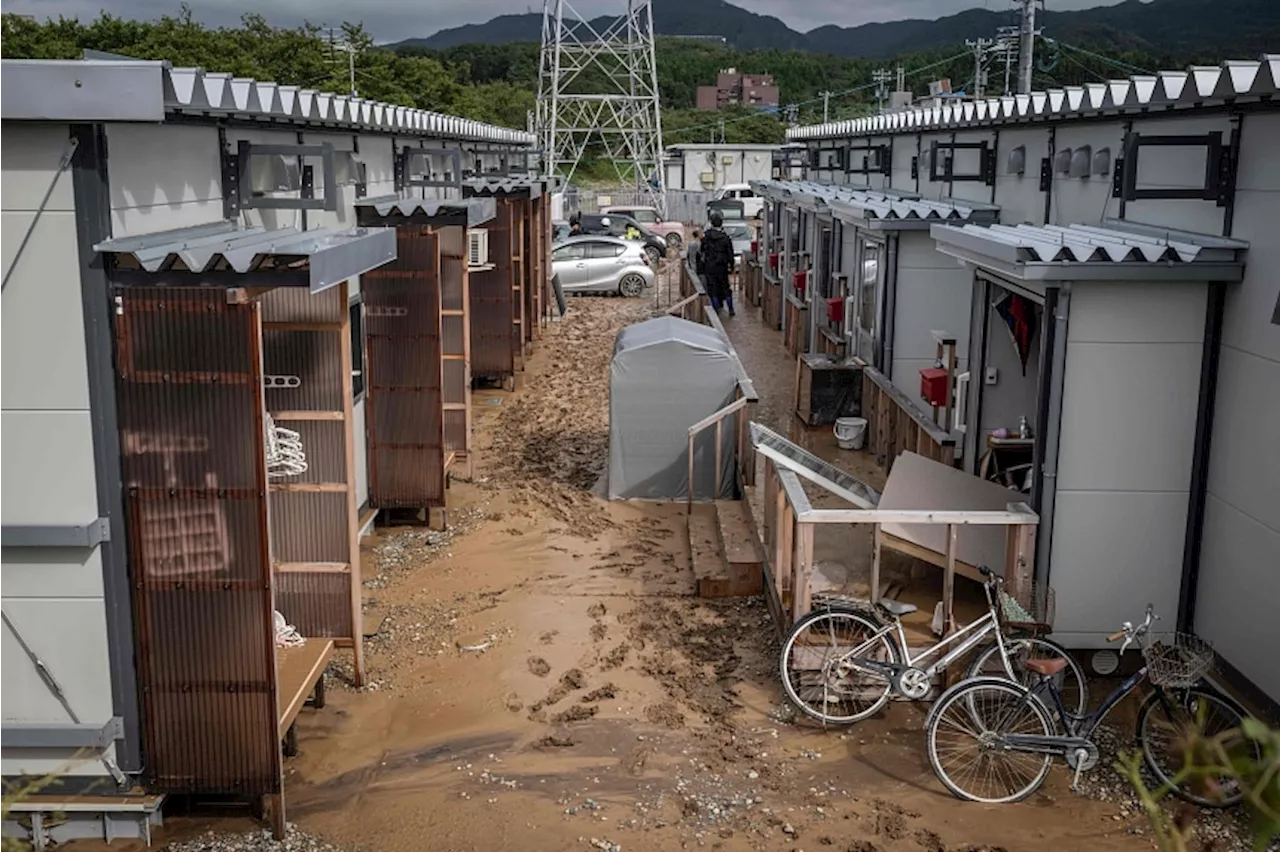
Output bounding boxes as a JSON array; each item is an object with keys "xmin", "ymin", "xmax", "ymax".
[{"xmin": 467, "ymin": 228, "xmax": 493, "ymax": 270}]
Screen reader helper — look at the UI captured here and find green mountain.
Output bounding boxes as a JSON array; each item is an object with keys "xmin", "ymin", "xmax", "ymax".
[{"xmin": 394, "ymin": 0, "xmax": 1280, "ymax": 62}]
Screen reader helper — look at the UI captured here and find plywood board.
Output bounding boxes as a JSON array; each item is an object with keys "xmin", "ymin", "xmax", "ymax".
[{"xmin": 877, "ymin": 451, "xmax": 1019, "ymax": 575}]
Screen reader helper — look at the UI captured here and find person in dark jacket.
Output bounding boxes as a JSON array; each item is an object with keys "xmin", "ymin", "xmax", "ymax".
[
  {"xmin": 701, "ymin": 212, "xmax": 735, "ymax": 316},
  {"xmin": 687, "ymin": 228, "xmax": 704, "ymax": 276}
]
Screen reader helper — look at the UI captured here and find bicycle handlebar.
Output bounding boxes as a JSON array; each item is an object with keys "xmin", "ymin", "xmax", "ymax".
[{"xmin": 1112, "ymin": 604, "xmax": 1158, "ymax": 654}]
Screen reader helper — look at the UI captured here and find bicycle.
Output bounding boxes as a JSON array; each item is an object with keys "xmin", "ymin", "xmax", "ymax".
[
  {"xmin": 923, "ymin": 604, "xmax": 1254, "ymax": 805},
  {"xmin": 779, "ymin": 566, "xmax": 1087, "ymax": 726}
]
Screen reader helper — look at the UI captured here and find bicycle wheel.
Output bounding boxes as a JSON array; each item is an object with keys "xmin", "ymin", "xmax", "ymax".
[
  {"xmin": 926, "ymin": 677, "xmax": 1056, "ymax": 803},
  {"xmin": 965, "ymin": 637, "xmax": 1089, "ymax": 717},
  {"xmin": 779, "ymin": 608, "xmax": 900, "ymax": 725},
  {"xmin": 1136, "ymin": 686, "xmax": 1253, "ymax": 808}
]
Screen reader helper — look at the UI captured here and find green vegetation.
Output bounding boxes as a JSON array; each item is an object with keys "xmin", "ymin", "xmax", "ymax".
[{"xmin": 3, "ymin": 5, "xmax": 1267, "ymax": 170}]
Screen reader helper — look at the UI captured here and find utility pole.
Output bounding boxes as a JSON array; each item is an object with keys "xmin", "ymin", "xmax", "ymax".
[
  {"xmin": 896, "ymin": 65, "xmax": 905, "ymax": 94},
  {"xmin": 872, "ymin": 68, "xmax": 892, "ymax": 113},
  {"xmin": 820, "ymin": 90, "xmax": 832, "ymax": 123},
  {"xmin": 1015, "ymin": 0, "xmax": 1040, "ymax": 95},
  {"xmin": 965, "ymin": 38, "xmax": 994, "ymax": 98},
  {"xmin": 783, "ymin": 103, "xmax": 799, "ymax": 126}
]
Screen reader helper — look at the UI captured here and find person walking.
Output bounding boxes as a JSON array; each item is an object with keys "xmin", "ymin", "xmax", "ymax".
[
  {"xmin": 687, "ymin": 228, "xmax": 704, "ymax": 278},
  {"xmin": 701, "ymin": 212, "xmax": 736, "ymax": 316}
]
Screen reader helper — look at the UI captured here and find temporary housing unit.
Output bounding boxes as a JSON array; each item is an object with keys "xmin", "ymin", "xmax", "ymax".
[
  {"xmin": 662, "ymin": 143, "xmax": 781, "ymax": 191},
  {"xmin": 462, "ymin": 176, "xmax": 552, "ymax": 384},
  {"xmin": 354, "ymin": 196, "xmax": 497, "ymax": 523},
  {"xmin": 927, "ymin": 221, "xmax": 1249, "ymax": 651},
  {"xmin": 608, "ymin": 317, "xmax": 741, "ymax": 501},
  {"xmin": 0, "ymin": 56, "xmax": 533, "ymax": 844},
  {"xmin": 784, "ymin": 57, "xmax": 1280, "ymax": 706}
]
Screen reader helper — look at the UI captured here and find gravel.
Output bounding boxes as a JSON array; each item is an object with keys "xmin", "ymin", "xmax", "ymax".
[{"xmin": 164, "ymin": 827, "xmax": 349, "ymax": 851}]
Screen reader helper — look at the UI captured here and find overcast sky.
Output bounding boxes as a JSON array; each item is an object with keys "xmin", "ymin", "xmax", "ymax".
[{"xmin": 5, "ymin": 0, "xmax": 1127, "ymax": 42}]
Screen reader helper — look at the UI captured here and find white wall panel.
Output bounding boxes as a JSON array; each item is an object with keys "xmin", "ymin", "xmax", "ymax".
[{"xmin": 1, "ymin": 411, "xmax": 98, "ymax": 527}]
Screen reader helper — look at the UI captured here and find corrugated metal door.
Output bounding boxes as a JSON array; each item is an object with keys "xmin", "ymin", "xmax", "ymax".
[
  {"xmin": 363, "ymin": 227, "xmax": 447, "ymax": 507},
  {"xmin": 114, "ymin": 287, "xmax": 281, "ymax": 796}
]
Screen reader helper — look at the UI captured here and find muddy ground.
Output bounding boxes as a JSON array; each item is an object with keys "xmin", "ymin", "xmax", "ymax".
[{"xmin": 115, "ymin": 280, "xmax": 1260, "ymax": 852}]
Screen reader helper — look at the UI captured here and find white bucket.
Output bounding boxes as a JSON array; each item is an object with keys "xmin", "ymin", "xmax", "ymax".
[{"xmin": 834, "ymin": 416, "xmax": 867, "ymax": 451}]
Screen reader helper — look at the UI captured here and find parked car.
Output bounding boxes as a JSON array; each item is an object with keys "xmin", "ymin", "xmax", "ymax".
[
  {"xmin": 712, "ymin": 183, "xmax": 763, "ymax": 219},
  {"xmin": 721, "ymin": 220, "xmax": 755, "ymax": 266},
  {"xmin": 601, "ymin": 204, "xmax": 684, "ymax": 248},
  {"xmin": 552, "ymin": 219, "xmax": 571, "ymax": 243},
  {"xmin": 551, "ymin": 235, "xmax": 654, "ymax": 297},
  {"xmin": 577, "ymin": 213, "xmax": 667, "ymax": 267}
]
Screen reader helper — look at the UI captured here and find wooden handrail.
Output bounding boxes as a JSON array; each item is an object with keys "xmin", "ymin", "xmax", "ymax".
[
  {"xmin": 665, "ymin": 293, "xmax": 701, "ymax": 316},
  {"xmin": 864, "ymin": 366, "xmax": 952, "ymax": 446},
  {"xmin": 687, "ymin": 396, "xmax": 748, "ymax": 437}
]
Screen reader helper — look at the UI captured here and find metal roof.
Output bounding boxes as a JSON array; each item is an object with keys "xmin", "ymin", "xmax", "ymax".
[
  {"xmin": 354, "ymin": 195, "xmax": 496, "ymax": 226},
  {"xmin": 95, "ymin": 221, "xmax": 397, "ymax": 293},
  {"xmin": 1, "ymin": 59, "xmax": 534, "ymax": 145},
  {"xmin": 787, "ymin": 56, "xmax": 1280, "ymax": 142},
  {"xmin": 931, "ymin": 220, "xmax": 1249, "ymax": 282},
  {"xmin": 462, "ymin": 177, "xmax": 545, "ymax": 199},
  {"xmin": 750, "ymin": 179, "xmax": 997, "ymax": 228}
]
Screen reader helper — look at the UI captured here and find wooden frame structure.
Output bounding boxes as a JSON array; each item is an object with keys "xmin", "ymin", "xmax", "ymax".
[
  {"xmin": 356, "ymin": 198, "xmax": 489, "ymax": 520},
  {"xmin": 758, "ymin": 453, "xmax": 1037, "ymax": 636},
  {"xmin": 97, "ymin": 223, "xmax": 393, "ymax": 838},
  {"xmin": 860, "ymin": 366, "xmax": 957, "ymax": 474},
  {"xmin": 463, "ymin": 178, "xmax": 550, "ymax": 385}
]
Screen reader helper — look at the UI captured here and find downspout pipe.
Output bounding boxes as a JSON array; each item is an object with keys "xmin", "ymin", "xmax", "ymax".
[
  {"xmin": 1178, "ymin": 283, "xmax": 1226, "ymax": 633},
  {"xmin": 1034, "ymin": 283, "xmax": 1070, "ymax": 592},
  {"xmin": 880, "ymin": 233, "xmax": 900, "ymax": 379}
]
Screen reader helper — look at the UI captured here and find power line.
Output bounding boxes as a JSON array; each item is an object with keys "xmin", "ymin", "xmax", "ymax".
[{"xmin": 1053, "ymin": 39, "xmax": 1155, "ymax": 76}]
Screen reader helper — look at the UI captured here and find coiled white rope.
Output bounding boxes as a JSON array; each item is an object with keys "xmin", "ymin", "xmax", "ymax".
[{"xmin": 264, "ymin": 412, "xmax": 308, "ymax": 479}]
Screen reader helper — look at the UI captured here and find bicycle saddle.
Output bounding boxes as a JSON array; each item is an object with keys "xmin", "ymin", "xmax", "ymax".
[
  {"xmin": 877, "ymin": 598, "xmax": 918, "ymax": 617},
  {"xmin": 1024, "ymin": 657, "xmax": 1070, "ymax": 677}
]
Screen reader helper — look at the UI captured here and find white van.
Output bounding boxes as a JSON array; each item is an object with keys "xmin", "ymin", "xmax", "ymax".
[{"xmin": 712, "ymin": 183, "xmax": 763, "ymax": 219}]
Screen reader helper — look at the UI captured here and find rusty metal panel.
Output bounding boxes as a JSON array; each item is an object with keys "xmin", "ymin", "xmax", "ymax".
[
  {"xmin": 114, "ymin": 287, "xmax": 281, "ymax": 796},
  {"xmin": 362, "ymin": 227, "xmax": 447, "ymax": 507},
  {"xmin": 469, "ymin": 201, "xmax": 515, "ymax": 378}
]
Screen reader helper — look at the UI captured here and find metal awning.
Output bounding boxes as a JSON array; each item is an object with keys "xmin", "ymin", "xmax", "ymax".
[
  {"xmin": 462, "ymin": 177, "xmax": 545, "ymax": 200},
  {"xmin": 354, "ymin": 195, "xmax": 496, "ymax": 226},
  {"xmin": 830, "ymin": 191, "xmax": 999, "ymax": 230},
  {"xmin": 931, "ymin": 220, "xmax": 1249, "ymax": 282},
  {"xmin": 95, "ymin": 221, "xmax": 397, "ymax": 293}
]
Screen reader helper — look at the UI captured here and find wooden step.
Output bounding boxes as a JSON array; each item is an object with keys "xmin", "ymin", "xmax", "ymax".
[
  {"xmin": 687, "ymin": 505, "xmax": 730, "ymax": 598},
  {"xmin": 715, "ymin": 499, "xmax": 764, "ymax": 597}
]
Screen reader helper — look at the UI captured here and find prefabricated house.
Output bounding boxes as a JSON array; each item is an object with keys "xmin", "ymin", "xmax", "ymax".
[
  {"xmin": 663, "ymin": 144, "xmax": 783, "ymax": 191},
  {"xmin": 0, "ymin": 56, "xmax": 534, "ymax": 845},
  {"xmin": 777, "ymin": 58, "xmax": 1280, "ymax": 706}
]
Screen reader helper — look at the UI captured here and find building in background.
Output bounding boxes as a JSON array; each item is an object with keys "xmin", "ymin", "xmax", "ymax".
[
  {"xmin": 664, "ymin": 143, "xmax": 790, "ymax": 191},
  {"xmin": 696, "ymin": 68, "xmax": 779, "ymax": 111}
]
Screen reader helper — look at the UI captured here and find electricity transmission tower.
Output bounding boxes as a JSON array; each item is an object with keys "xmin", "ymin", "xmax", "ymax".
[{"xmin": 536, "ymin": 0, "xmax": 666, "ymax": 213}]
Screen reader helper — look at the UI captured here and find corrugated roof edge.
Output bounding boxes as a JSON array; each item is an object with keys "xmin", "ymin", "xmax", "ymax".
[
  {"xmin": 786, "ymin": 55, "xmax": 1280, "ymax": 142},
  {"xmin": 0, "ymin": 59, "xmax": 535, "ymax": 146},
  {"xmin": 355, "ymin": 195, "xmax": 497, "ymax": 226}
]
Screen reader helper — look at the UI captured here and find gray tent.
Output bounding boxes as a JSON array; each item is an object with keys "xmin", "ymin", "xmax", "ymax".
[{"xmin": 608, "ymin": 316, "xmax": 740, "ymax": 500}]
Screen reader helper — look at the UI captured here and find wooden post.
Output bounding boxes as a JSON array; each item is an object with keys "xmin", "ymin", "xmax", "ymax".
[
  {"xmin": 779, "ymin": 504, "xmax": 795, "ymax": 606},
  {"xmin": 1004, "ymin": 519, "xmax": 1037, "ymax": 608},
  {"xmin": 773, "ymin": 478, "xmax": 787, "ymax": 601},
  {"xmin": 338, "ymin": 282, "xmax": 366, "ymax": 686},
  {"xmin": 713, "ymin": 418, "xmax": 723, "ymax": 499},
  {"xmin": 687, "ymin": 432, "xmax": 696, "ymax": 511},
  {"xmin": 870, "ymin": 525, "xmax": 883, "ymax": 603},
  {"xmin": 943, "ymin": 523, "xmax": 958, "ymax": 635},
  {"xmin": 793, "ymin": 521, "xmax": 814, "ymax": 622}
]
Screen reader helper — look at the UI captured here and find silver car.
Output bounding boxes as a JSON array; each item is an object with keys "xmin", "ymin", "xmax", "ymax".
[{"xmin": 552, "ymin": 235, "xmax": 655, "ymax": 297}]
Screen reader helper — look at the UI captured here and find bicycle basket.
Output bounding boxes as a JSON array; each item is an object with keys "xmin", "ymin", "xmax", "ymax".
[
  {"xmin": 1143, "ymin": 633, "xmax": 1214, "ymax": 688},
  {"xmin": 998, "ymin": 584, "xmax": 1055, "ymax": 634}
]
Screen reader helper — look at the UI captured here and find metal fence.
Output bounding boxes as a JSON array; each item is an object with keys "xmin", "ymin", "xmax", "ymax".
[{"xmin": 559, "ymin": 187, "xmax": 716, "ymax": 224}]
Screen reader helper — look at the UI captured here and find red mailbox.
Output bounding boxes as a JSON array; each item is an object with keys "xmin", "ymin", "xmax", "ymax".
[
  {"xmin": 768, "ymin": 252, "xmax": 779, "ymax": 270},
  {"xmin": 920, "ymin": 367, "xmax": 950, "ymax": 408},
  {"xmin": 826, "ymin": 297, "xmax": 844, "ymax": 324},
  {"xmin": 750, "ymin": 239, "xmax": 759, "ymax": 255},
  {"xmin": 793, "ymin": 270, "xmax": 807, "ymax": 296}
]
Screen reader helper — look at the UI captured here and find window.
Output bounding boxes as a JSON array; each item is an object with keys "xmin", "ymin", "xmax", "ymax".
[
  {"xmin": 631, "ymin": 209, "xmax": 659, "ymax": 223},
  {"xmin": 349, "ymin": 297, "xmax": 366, "ymax": 400},
  {"xmin": 587, "ymin": 241, "xmax": 625, "ymax": 259},
  {"xmin": 857, "ymin": 240, "xmax": 881, "ymax": 363},
  {"xmin": 740, "ymin": 189, "xmax": 755, "ymax": 198},
  {"xmin": 554, "ymin": 244, "xmax": 586, "ymax": 261}
]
